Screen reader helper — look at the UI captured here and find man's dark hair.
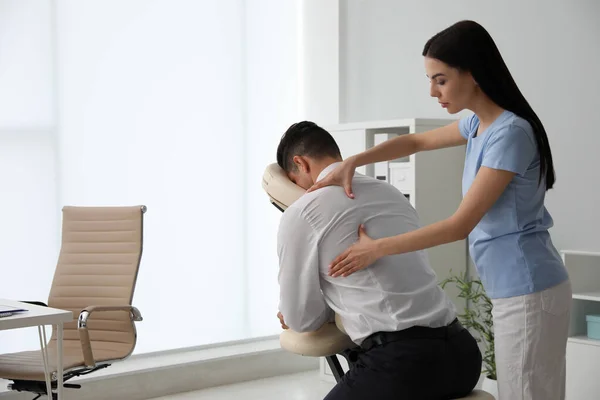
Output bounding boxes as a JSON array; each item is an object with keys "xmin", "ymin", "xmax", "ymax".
[{"xmin": 277, "ymin": 121, "xmax": 342, "ymax": 173}]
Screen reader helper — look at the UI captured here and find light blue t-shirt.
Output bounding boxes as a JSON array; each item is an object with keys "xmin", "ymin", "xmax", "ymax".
[{"xmin": 459, "ymin": 110, "xmax": 568, "ymax": 299}]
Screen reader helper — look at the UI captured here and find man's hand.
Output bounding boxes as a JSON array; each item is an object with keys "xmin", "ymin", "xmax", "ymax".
[{"xmin": 277, "ymin": 311, "xmax": 289, "ymax": 330}]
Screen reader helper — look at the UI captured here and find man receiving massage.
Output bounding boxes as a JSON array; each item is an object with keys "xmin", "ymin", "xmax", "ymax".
[{"xmin": 275, "ymin": 121, "xmax": 482, "ymax": 399}]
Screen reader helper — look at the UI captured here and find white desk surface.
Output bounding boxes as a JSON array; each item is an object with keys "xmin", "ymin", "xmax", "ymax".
[{"xmin": 0, "ymin": 299, "xmax": 73, "ymax": 331}]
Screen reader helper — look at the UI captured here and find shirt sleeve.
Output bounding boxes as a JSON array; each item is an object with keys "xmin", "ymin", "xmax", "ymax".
[
  {"xmin": 277, "ymin": 207, "xmax": 332, "ymax": 332},
  {"xmin": 458, "ymin": 113, "xmax": 478, "ymax": 139},
  {"xmin": 481, "ymin": 124, "xmax": 537, "ymax": 176}
]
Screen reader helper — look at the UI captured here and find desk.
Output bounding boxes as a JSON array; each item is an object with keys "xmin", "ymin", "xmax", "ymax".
[{"xmin": 0, "ymin": 299, "xmax": 72, "ymax": 399}]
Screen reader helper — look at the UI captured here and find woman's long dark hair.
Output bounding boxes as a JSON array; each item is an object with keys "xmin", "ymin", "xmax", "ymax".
[{"xmin": 423, "ymin": 20, "xmax": 555, "ymax": 190}]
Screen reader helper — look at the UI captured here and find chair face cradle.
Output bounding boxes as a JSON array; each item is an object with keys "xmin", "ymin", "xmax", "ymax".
[{"xmin": 0, "ymin": 205, "xmax": 147, "ymax": 399}]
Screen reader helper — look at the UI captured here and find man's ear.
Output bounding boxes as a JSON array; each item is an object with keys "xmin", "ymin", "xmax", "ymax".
[{"xmin": 292, "ymin": 155, "xmax": 310, "ymax": 174}]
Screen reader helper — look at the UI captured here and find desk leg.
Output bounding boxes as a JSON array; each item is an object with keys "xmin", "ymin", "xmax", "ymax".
[
  {"xmin": 57, "ymin": 322, "xmax": 64, "ymax": 399},
  {"xmin": 37, "ymin": 325, "xmax": 52, "ymax": 398}
]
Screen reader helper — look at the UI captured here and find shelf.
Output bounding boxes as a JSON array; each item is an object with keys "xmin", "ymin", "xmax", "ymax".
[
  {"xmin": 573, "ymin": 292, "xmax": 600, "ymax": 302},
  {"xmin": 325, "ymin": 118, "xmax": 455, "ymax": 132},
  {"xmin": 568, "ymin": 335, "xmax": 600, "ymax": 347}
]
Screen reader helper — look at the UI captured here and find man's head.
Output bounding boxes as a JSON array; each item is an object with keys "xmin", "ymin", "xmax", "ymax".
[{"xmin": 277, "ymin": 121, "xmax": 343, "ymax": 190}]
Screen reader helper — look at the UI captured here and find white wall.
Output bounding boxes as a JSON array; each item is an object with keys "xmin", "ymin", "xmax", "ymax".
[
  {"xmin": 299, "ymin": 0, "xmax": 339, "ymax": 125},
  {"xmin": 338, "ymin": 0, "xmax": 600, "ymax": 253},
  {"xmin": 0, "ymin": 1, "xmax": 58, "ymax": 355},
  {"xmin": 54, "ymin": 0, "xmax": 247, "ymax": 353}
]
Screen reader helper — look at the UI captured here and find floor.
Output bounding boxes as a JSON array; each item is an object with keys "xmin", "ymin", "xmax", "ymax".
[{"xmin": 148, "ymin": 371, "xmax": 335, "ymax": 400}]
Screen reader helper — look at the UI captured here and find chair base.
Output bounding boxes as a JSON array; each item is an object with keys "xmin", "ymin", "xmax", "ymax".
[
  {"xmin": 9, "ymin": 380, "xmax": 80, "ymax": 400},
  {"xmin": 7, "ymin": 364, "xmax": 111, "ymax": 399},
  {"xmin": 325, "ymin": 355, "xmax": 345, "ymax": 382},
  {"xmin": 325, "ymin": 348, "xmax": 362, "ymax": 383}
]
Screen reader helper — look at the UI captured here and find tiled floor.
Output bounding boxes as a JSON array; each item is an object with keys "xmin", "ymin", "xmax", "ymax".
[{"xmin": 148, "ymin": 370, "xmax": 335, "ymax": 400}]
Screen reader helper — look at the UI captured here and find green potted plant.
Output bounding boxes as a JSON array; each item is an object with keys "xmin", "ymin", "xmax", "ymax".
[{"xmin": 441, "ymin": 271, "xmax": 497, "ymax": 397}]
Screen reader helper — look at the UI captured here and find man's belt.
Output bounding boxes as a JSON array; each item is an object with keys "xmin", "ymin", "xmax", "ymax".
[{"xmin": 360, "ymin": 318, "xmax": 465, "ymax": 352}]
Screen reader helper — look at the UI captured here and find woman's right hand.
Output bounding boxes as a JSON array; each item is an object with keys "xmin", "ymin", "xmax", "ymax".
[{"xmin": 307, "ymin": 157, "xmax": 357, "ymax": 198}]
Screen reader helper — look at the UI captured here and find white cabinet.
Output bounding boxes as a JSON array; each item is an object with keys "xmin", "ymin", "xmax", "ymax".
[
  {"xmin": 389, "ymin": 163, "xmax": 413, "ymax": 203},
  {"xmin": 562, "ymin": 250, "xmax": 600, "ymax": 400}
]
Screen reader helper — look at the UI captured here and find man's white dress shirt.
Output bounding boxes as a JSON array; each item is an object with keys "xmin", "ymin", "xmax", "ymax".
[{"xmin": 277, "ymin": 162, "xmax": 456, "ymax": 345}]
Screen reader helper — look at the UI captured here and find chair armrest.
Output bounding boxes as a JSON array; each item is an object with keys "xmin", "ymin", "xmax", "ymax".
[
  {"xmin": 77, "ymin": 305, "xmax": 143, "ymax": 367},
  {"xmin": 79, "ymin": 305, "xmax": 143, "ymax": 324}
]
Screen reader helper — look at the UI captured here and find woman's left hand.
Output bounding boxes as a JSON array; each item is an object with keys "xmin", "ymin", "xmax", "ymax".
[{"xmin": 329, "ymin": 225, "xmax": 383, "ymax": 277}]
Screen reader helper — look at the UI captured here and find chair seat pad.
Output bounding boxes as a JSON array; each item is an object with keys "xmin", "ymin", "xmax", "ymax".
[
  {"xmin": 280, "ymin": 323, "xmax": 356, "ymax": 357},
  {"xmin": 0, "ymin": 339, "xmax": 129, "ymax": 381},
  {"xmin": 0, "ymin": 348, "xmax": 84, "ymax": 381}
]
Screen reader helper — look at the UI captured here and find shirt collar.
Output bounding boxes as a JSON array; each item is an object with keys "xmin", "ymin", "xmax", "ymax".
[{"xmin": 317, "ymin": 161, "xmax": 344, "ymax": 182}]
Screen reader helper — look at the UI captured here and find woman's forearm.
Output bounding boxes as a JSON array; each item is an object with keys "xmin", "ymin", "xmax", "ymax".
[
  {"xmin": 375, "ymin": 217, "xmax": 467, "ymax": 257},
  {"xmin": 350, "ymin": 134, "xmax": 420, "ymax": 168}
]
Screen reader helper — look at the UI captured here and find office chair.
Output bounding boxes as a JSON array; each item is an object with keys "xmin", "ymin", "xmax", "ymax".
[{"xmin": 0, "ymin": 206, "xmax": 146, "ymax": 399}]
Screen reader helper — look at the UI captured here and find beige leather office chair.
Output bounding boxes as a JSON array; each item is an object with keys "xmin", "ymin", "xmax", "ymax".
[
  {"xmin": 0, "ymin": 206, "xmax": 146, "ymax": 399},
  {"xmin": 262, "ymin": 163, "xmax": 494, "ymax": 399}
]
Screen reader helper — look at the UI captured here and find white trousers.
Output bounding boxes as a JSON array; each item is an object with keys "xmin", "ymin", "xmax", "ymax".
[{"xmin": 491, "ymin": 279, "xmax": 571, "ymax": 400}]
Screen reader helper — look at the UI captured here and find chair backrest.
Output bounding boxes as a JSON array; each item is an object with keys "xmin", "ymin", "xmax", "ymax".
[{"xmin": 47, "ymin": 206, "xmax": 145, "ymax": 362}]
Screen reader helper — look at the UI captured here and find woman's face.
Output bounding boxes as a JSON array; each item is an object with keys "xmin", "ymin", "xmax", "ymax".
[{"xmin": 424, "ymin": 57, "xmax": 477, "ymax": 114}]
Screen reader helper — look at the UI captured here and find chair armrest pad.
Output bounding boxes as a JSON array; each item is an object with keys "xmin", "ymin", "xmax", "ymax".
[
  {"xmin": 83, "ymin": 305, "xmax": 132, "ymax": 313},
  {"xmin": 80, "ymin": 305, "xmax": 143, "ymax": 322}
]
